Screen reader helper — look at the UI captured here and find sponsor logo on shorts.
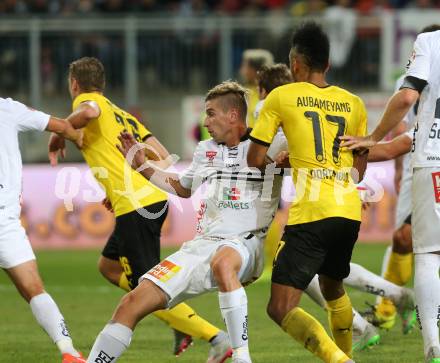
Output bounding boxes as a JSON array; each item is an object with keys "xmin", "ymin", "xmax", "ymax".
[
  {"xmin": 218, "ymin": 187, "xmax": 249, "ymax": 209},
  {"xmin": 432, "ymin": 172, "xmax": 440, "ymax": 203},
  {"xmin": 147, "ymin": 260, "xmax": 181, "ymax": 282},
  {"xmin": 94, "ymin": 350, "xmax": 115, "ymax": 363}
]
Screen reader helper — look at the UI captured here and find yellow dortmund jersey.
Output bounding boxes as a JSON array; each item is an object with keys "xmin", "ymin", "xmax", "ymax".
[
  {"xmin": 247, "ymin": 85, "xmax": 259, "ymax": 129},
  {"xmin": 73, "ymin": 93, "xmax": 167, "ymax": 217},
  {"xmin": 250, "ymin": 82, "xmax": 367, "ymax": 225}
]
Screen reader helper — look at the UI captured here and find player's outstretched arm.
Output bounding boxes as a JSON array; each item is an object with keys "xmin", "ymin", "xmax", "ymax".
[
  {"xmin": 117, "ymin": 132, "xmax": 192, "ymax": 198},
  {"xmin": 66, "ymin": 101, "xmax": 100, "ymax": 129},
  {"xmin": 341, "ymin": 88, "xmax": 419, "ymax": 150},
  {"xmin": 46, "ymin": 117, "xmax": 83, "ymax": 165},
  {"xmin": 367, "ymin": 133, "xmax": 412, "ymax": 162}
]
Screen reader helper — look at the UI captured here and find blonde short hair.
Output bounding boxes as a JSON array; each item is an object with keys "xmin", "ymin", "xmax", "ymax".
[
  {"xmin": 242, "ymin": 49, "xmax": 274, "ymax": 70},
  {"xmin": 205, "ymin": 81, "xmax": 248, "ymax": 121}
]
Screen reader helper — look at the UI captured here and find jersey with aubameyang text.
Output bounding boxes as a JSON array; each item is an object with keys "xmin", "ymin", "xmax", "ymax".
[
  {"xmin": 179, "ymin": 132, "xmax": 285, "ymax": 239},
  {"xmin": 72, "ymin": 93, "xmax": 167, "ymax": 217},
  {"xmin": 0, "ymin": 98, "xmax": 49, "ymax": 217},
  {"xmin": 250, "ymin": 82, "xmax": 367, "ymax": 226},
  {"xmin": 405, "ymin": 30, "xmax": 440, "ymax": 168}
]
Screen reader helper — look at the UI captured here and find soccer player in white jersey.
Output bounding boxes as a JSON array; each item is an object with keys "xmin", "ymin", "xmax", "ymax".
[
  {"xmin": 371, "ymin": 25, "xmax": 440, "ymax": 332},
  {"xmin": 342, "ymin": 27, "xmax": 440, "ymax": 363},
  {"xmin": 0, "ymin": 98, "xmax": 84, "ymax": 363},
  {"xmin": 85, "ymin": 81, "xmax": 285, "ymax": 363}
]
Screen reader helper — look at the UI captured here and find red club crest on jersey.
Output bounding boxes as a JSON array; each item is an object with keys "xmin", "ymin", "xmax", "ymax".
[
  {"xmin": 432, "ymin": 172, "xmax": 440, "ymax": 203},
  {"xmin": 206, "ymin": 151, "xmax": 217, "ymax": 165}
]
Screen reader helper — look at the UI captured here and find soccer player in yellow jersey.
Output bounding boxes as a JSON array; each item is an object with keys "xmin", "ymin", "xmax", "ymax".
[
  {"xmin": 48, "ymin": 57, "xmax": 231, "ymax": 362},
  {"xmin": 247, "ymin": 22, "xmax": 368, "ymax": 362},
  {"xmin": 239, "ymin": 49, "xmax": 274, "ymax": 128}
]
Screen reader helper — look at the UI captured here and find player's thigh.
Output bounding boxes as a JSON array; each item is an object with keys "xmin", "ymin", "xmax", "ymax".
[
  {"xmin": 319, "ymin": 217, "xmax": 360, "ymax": 283},
  {"xmin": 118, "ymin": 203, "xmax": 167, "ymax": 286},
  {"xmin": 395, "ymin": 177, "xmax": 412, "ymax": 229},
  {"xmin": 412, "ymin": 168, "xmax": 440, "ymax": 253},
  {"xmin": 0, "ymin": 220, "xmax": 43, "ymax": 301},
  {"xmin": 272, "ymin": 223, "xmax": 327, "ymax": 291},
  {"xmin": 140, "ymin": 238, "xmax": 218, "ymax": 308}
]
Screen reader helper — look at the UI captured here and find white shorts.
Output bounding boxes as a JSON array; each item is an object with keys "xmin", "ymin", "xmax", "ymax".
[
  {"xmin": 395, "ymin": 173, "xmax": 412, "ymax": 229},
  {"xmin": 141, "ymin": 233, "xmax": 264, "ymax": 308},
  {"xmin": 0, "ymin": 216, "xmax": 35, "ymax": 269},
  {"xmin": 412, "ymin": 167, "xmax": 440, "ymax": 254}
]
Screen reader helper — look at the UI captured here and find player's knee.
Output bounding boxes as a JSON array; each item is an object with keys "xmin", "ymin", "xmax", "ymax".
[
  {"xmin": 266, "ymin": 298, "xmax": 293, "ymax": 326},
  {"xmin": 211, "ymin": 258, "xmax": 235, "ymax": 284},
  {"xmin": 98, "ymin": 258, "xmax": 120, "ymax": 285},
  {"xmin": 318, "ymin": 275, "xmax": 344, "ymax": 301},
  {"xmin": 20, "ymin": 281, "xmax": 45, "ymax": 303},
  {"xmin": 392, "ymin": 227, "xmax": 412, "ymax": 254}
]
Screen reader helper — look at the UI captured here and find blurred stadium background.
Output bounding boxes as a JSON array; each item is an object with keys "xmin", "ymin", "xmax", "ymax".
[{"xmin": 4, "ymin": 0, "xmax": 438, "ymax": 249}]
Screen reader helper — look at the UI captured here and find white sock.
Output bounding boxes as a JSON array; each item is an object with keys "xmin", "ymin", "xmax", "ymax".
[
  {"xmin": 345, "ymin": 263, "xmax": 403, "ymax": 304},
  {"xmin": 86, "ymin": 323, "xmax": 132, "ymax": 363},
  {"xmin": 304, "ymin": 275, "xmax": 327, "ymax": 309},
  {"xmin": 414, "ymin": 253, "xmax": 440, "ymax": 357},
  {"xmin": 30, "ymin": 293, "xmax": 79, "ymax": 357},
  {"xmin": 218, "ymin": 287, "xmax": 250, "ymax": 360},
  {"xmin": 352, "ymin": 309, "xmax": 369, "ymax": 333},
  {"xmin": 376, "ymin": 246, "xmax": 392, "ymax": 304}
]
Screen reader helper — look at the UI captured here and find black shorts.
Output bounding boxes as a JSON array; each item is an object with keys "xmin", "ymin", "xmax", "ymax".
[
  {"xmin": 272, "ymin": 217, "xmax": 361, "ymax": 290},
  {"xmin": 102, "ymin": 201, "xmax": 168, "ymax": 289}
]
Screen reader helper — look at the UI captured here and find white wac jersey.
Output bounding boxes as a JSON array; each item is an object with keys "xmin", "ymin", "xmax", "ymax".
[
  {"xmin": 0, "ymin": 98, "xmax": 50, "ymax": 217},
  {"xmin": 405, "ymin": 30, "xmax": 440, "ymax": 168},
  {"xmin": 179, "ymin": 132, "xmax": 285, "ymax": 240}
]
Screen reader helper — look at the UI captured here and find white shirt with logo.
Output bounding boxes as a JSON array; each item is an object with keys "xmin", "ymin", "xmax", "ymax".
[
  {"xmin": 406, "ymin": 30, "xmax": 440, "ymax": 168},
  {"xmin": 179, "ymin": 133, "xmax": 285, "ymax": 239},
  {"xmin": 0, "ymin": 98, "xmax": 50, "ymax": 217}
]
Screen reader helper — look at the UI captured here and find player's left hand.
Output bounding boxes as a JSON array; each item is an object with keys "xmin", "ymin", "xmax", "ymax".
[
  {"xmin": 48, "ymin": 133, "xmax": 66, "ymax": 166},
  {"xmin": 340, "ymin": 134, "xmax": 377, "ymax": 150}
]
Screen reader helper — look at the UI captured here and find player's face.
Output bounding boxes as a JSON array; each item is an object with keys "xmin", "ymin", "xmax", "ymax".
[
  {"xmin": 240, "ymin": 60, "xmax": 257, "ymax": 84},
  {"xmin": 204, "ymin": 99, "xmax": 233, "ymax": 143}
]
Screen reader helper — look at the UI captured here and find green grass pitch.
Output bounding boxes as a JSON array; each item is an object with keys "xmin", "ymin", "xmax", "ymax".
[{"xmin": 0, "ymin": 243, "xmax": 425, "ymax": 362}]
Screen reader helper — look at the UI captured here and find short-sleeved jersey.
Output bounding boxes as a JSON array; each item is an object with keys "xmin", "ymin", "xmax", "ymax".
[
  {"xmin": 0, "ymin": 98, "xmax": 49, "ymax": 216},
  {"xmin": 73, "ymin": 93, "xmax": 167, "ymax": 217},
  {"xmin": 250, "ymin": 82, "xmax": 367, "ymax": 225},
  {"xmin": 178, "ymin": 133, "xmax": 284, "ymax": 239},
  {"xmin": 404, "ymin": 31, "xmax": 440, "ymax": 168}
]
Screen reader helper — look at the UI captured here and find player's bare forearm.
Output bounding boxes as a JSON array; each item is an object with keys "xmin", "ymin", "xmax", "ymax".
[
  {"xmin": 67, "ymin": 102, "xmax": 100, "ymax": 129},
  {"xmin": 371, "ymin": 89, "xmax": 419, "ymax": 142},
  {"xmin": 46, "ymin": 117, "xmax": 82, "ymax": 145},
  {"xmin": 368, "ymin": 134, "xmax": 412, "ymax": 162},
  {"xmin": 144, "ymin": 136, "xmax": 173, "ymax": 170},
  {"xmin": 247, "ymin": 142, "xmax": 269, "ymax": 171},
  {"xmin": 140, "ymin": 166, "xmax": 191, "ymax": 198},
  {"xmin": 117, "ymin": 131, "xmax": 191, "ymax": 198}
]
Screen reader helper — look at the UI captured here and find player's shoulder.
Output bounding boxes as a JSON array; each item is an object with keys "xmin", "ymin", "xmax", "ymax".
[
  {"xmin": 0, "ymin": 97, "xmax": 28, "ymax": 114},
  {"xmin": 416, "ymin": 30, "xmax": 440, "ymax": 44},
  {"xmin": 194, "ymin": 138, "xmax": 219, "ymax": 155},
  {"xmin": 333, "ymin": 85, "xmax": 365, "ymax": 107}
]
